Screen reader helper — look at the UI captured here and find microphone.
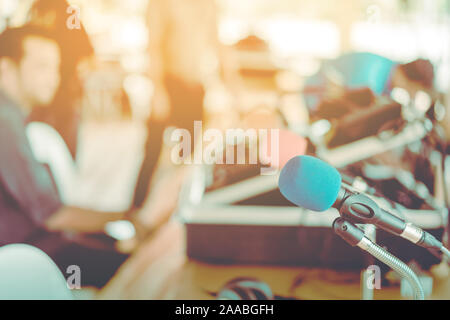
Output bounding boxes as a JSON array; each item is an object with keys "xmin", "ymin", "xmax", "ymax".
[{"xmin": 278, "ymin": 155, "xmax": 445, "ymax": 252}]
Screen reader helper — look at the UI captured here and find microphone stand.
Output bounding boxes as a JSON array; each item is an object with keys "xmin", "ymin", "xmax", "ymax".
[{"xmin": 333, "ymin": 218, "xmax": 425, "ymax": 300}]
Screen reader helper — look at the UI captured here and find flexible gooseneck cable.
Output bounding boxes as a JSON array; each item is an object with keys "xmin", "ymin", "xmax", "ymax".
[
  {"xmin": 358, "ymin": 237, "xmax": 425, "ymax": 300},
  {"xmin": 333, "ymin": 218, "xmax": 425, "ymax": 300}
]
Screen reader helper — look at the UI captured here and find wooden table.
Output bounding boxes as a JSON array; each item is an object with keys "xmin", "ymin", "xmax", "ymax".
[{"xmin": 98, "ymin": 221, "xmax": 450, "ymax": 300}]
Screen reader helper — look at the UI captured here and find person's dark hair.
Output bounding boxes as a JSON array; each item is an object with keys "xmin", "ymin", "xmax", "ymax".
[
  {"xmin": 29, "ymin": 0, "xmax": 71, "ymax": 24},
  {"xmin": 0, "ymin": 25, "xmax": 57, "ymax": 64},
  {"xmin": 398, "ymin": 59, "xmax": 434, "ymax": 89},
  {"xmin": 29, "ymin": 0, "xmax": 94, "ymax": 60}
]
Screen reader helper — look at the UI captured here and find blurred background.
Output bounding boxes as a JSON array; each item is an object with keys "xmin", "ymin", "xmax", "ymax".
[
  {"xmin": 1, "ymin": 0, "xmax": 448, "ymax": 213},
  {"xmin": 1, "ymin": 0, "xmax": 450, "ymax": 300}
]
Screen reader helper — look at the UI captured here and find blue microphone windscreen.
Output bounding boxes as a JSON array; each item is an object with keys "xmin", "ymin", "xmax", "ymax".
[{"xmin": 278, "ymin": 155, "xmax": 342, "ymax": 211}]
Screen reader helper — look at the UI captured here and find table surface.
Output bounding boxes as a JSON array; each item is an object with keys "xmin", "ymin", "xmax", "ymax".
[{"xmin": 98, "ymin": 221, "xmax": 450, "ymax": 300}]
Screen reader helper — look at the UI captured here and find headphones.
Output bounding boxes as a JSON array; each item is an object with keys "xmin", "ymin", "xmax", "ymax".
[{"xmin": 216, "ymin": 277, "xmax": 274, "ymax": 300}]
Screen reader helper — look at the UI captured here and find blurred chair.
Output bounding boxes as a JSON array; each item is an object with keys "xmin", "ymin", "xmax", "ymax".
[
  {"xmin": 27, "ymin": 120, "xmax": 144, "ymax": 212},
  {"xmin": 0, "ymin": 244, "xmax": 73, "ymax": 300},
  {"xmin": 26, "ymin": 121, "xmax": 78, "ymax": 204}
]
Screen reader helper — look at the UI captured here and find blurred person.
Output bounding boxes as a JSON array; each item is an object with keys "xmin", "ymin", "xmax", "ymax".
[
  {"xmin": 304, "ymin": 52, "xmax": 435, "ymax": 113},
  {"xmin": 0, "ymin": 26, "xmax": 134, "ymax": 288},
  {"xmin": 133, "ymin": 0, "xmax": 239, "ymax": 208},
  {"xmin": 27, "ymin": 0, "xmax": 95, "ymax": 159}
]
